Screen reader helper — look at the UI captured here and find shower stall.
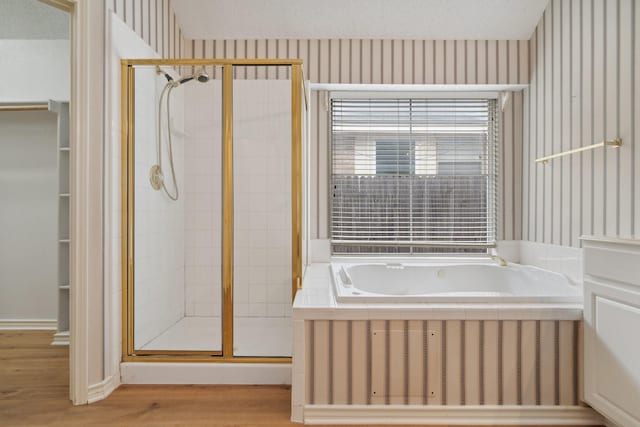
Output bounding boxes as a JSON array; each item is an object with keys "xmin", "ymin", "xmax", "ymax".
[{"xmin": 121, "ymin": 59, "xmax": 307, "ymax": 361}]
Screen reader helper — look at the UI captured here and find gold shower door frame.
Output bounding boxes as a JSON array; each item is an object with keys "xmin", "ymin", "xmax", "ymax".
[{"xmin": 121, "ymin": 59, "xmax": 303, "ymax": 363}]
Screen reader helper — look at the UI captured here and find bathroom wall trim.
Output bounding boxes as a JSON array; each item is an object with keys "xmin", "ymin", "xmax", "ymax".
[
  {"xmin": 310, "ymin": 83, "xmax": 527, "ymax": 92},
  {"xmin": 120, "ymin": 363, "xmax": 291, "ymax": 385},
  {"xmin": 87, "ymin": 373, "xmax": 120, "ymax": 404},
  {"xmin": 301, "ymin": 404, "xmax": 604, "ymax": 425},
  {"xmin": 0, "ymin": 319, "xmax": 57, "ymax": 330},
  {"xmin": 68, "ymin": 0, "xmax": 106, "ymax": 406}
]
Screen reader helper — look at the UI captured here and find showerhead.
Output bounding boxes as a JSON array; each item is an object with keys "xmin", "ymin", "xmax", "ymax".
[
  {"xmin": 195, "ymin": 69, "xmax": 209, "ymax": 83},
  {"xmin": 176, "ymin": 69, "xmax": 209, "ymax": 85}
]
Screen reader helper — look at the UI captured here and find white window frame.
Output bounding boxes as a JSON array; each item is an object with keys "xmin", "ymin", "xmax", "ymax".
[{"xmin": 328, "ymin": 91, "xmax": 499, "ymax": 256}]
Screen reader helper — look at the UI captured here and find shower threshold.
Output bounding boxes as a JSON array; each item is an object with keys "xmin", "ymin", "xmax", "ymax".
[{"xmin": 140, "ymin": 316, "xmax": 292, "ymax": 356}]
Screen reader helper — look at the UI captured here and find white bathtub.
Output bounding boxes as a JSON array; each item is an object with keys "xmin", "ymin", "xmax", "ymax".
[{"xmin": 330, "ymin": 261, "xmax": 581, "ymax": 304}]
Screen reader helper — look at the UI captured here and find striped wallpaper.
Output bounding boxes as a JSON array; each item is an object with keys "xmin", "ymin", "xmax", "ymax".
[
  {"xmin": 108, "ymin": 0, "xmax": 184, "ymax": 59},
  {"xmin": 184, "ymin": 39, "xmax": 527, "ymax": 241},
  {"xmin": 111, "ymin": 2, "xmax": 531, "ymax": 244},
  {"xmin": 111, "ymin": 1, "xmax": 640, "ymax": 248},
  {"xmin": 183, "ymin": 39, "xmax": 530, "ymax": 85},
  {"xmin": 306, "ymin": 319, "xmax": 583, "ymax": 406},
  {"xmin": 522, "ymin": 0, "xmax": 640, "ymax": 247}
]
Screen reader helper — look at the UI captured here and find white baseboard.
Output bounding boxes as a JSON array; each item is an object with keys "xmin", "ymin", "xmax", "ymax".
[
  {"xmin": 88, "ymin": 374, "xmax": 120, "ymax": 404},
  {"xmin": 0, "ymin": 319, "xmax": 57, "ymax": 330},
  {"xmin": 302, "ymin": 405, "xmax": 605, "ymax": 425},
  {"xmin": 51, "ymin": 330, "xmax": 70, "ymax": 346},
  {"xmin": 121, "ymin": 362, "xmax": 291, "ymax": 385}
]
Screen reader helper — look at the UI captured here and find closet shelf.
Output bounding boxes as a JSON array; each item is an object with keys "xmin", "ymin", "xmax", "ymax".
[{"xmin": 51, "ymin": 100, "xmax": 70, "ymax": 348}]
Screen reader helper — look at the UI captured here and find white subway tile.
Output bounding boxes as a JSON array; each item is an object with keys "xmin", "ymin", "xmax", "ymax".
[{"xmin": 248, "ymin": 303, "xmax": 267, "ymax": 317}]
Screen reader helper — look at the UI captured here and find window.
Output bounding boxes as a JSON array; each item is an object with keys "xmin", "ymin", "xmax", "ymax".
[
  {"xmin": 375, "ymin": 141, "xmax": 415, "ymax": 175},
  {"xmin": 330, "ymin": 97, "xmax": 498, "ymax": 254}
]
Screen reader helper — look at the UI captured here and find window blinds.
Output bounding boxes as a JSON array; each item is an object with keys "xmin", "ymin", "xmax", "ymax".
[{"xmin": 330, "ymin": 97, "xmax": 498, "ymax": 254}]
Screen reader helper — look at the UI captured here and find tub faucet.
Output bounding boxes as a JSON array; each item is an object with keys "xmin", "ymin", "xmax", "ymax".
[{"xmin": 491, "ymin": 255, "xmax": 508, "ymax": 267}]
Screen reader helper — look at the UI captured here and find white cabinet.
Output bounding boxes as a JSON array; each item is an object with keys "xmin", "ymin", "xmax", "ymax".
[
  {"xmin": 49, "ymin": 101, "xmax": 70, "ymax": 346},
  {"xmin": 583, "ymin": 237, "xmax": 640, "ymax": 427}
]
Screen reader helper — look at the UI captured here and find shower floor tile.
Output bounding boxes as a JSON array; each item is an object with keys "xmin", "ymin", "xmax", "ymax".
[
  {"xmin": 140, "ymin": 316, "xmax": 291, "ymax": 356},
  {"xmin": 141, "ymin": 317, "xmax": 221, "ymax": 351},
  {"xmin": 234, "ymin": 317, "xmax": 292, "ymax": 357}
]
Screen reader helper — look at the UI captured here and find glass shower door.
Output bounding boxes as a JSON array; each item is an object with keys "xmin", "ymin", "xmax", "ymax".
[
  {"xmin": 131, "ymin": 64, "xmax": 223, "ymax": 353},
  {"xmin": 232, "ymin": 65, "xmax": 292, "ymax": 357},
  {"xmin": 123, "ymin": 59, "xmax": 303, "ymax": 360}
]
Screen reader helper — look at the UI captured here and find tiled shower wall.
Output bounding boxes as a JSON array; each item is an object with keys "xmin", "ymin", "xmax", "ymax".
[
  {"xmin": 181, "ymin": 79, "xmax": 293, "ymax": 319},
  {"xmin": 108, "ymin": 0, "xmax": 186, "ymax": 348},
  {"xmin": 133, "ymin": 67, "xmax": 185, "ymax": 348},
  {"xmin": 112, "ymin": 3, "xmax": 295, "ymax": 320},
  {"xmin": 183, "ymin": 81, "xmax": 223, "ymax": 318},
  {"xmin": 233, "ymin": 79, "xmax": 293, "ymax": 319},
  {"xmin": 305, "ymin": 319, "xmax": 583, "ymax": 406}
]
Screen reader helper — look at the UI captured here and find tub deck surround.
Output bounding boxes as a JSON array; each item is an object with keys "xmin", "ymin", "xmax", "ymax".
[
  {"xmin": 291, "ymin": 263, "xmax": 597, "ymax": 425},
  {"xmin": 294, "ymin": 264, "xmax": 583, "ymax": 322}
]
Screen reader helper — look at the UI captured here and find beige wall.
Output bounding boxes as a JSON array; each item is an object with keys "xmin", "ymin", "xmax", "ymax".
[
  {"xmin": 108, "ymin": 0, "xmax": 183, "ymax": 59},
  {"xmin": 522, "ymin": 0, "xmax": 640, "ymax": 247},
  {"xmin": 0, "ymin": 112, "xmax": 58, "ymax": 321}
]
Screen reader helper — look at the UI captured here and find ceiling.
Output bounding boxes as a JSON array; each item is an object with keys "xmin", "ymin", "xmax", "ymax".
[
  {"xmin": 0, "ymin": 0, "xmax": 69, "ymax": 39},
  {"xmin": 171, "ymin": 0, "xmax": 548, "ymax": 41}
]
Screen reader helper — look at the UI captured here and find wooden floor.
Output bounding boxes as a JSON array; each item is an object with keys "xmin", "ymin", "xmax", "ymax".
[{"xmin": 0, "ymin": 331, "xmax": 598, "ymax": 427}]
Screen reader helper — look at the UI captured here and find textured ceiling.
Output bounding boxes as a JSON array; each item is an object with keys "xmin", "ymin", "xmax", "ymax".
[
  {"xmin": 0, "ymin": 0, "xmax": 69, "ymax": 39},
  {"xmin": 172, "ymin": 0, "xmax": 548, "ymax": 40}
]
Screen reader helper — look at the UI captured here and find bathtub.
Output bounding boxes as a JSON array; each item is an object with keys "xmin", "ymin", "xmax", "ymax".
[
  {"xmin": 331, "ymin": 261, "xmax": 581, "ymax": 304},
  {"xmin": 292, "ymin": 262, "xmax": 597, "ymax": 425}
]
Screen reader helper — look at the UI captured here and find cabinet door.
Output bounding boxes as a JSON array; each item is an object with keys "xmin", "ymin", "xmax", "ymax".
[{"xmin": 584, "ymin": 278, "xmax": 640, "ymax": 427}]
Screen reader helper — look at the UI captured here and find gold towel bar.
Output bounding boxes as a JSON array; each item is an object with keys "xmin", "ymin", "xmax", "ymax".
[
  {"xmin": 0, "ymin": 103, "xmax": 49, "ymax": 112},
  {"xmin": 536, "ymin": 138, "xmax": 622, "ymax": 164}
]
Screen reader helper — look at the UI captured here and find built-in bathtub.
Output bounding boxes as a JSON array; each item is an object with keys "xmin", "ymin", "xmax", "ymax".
[
  {"xmin": 291, "ymin": 260, "xmax": 601, "ymax": 425},
  {"xmin": 331, "ymin": 262, "xmax": 582, "ymax": 304}
]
